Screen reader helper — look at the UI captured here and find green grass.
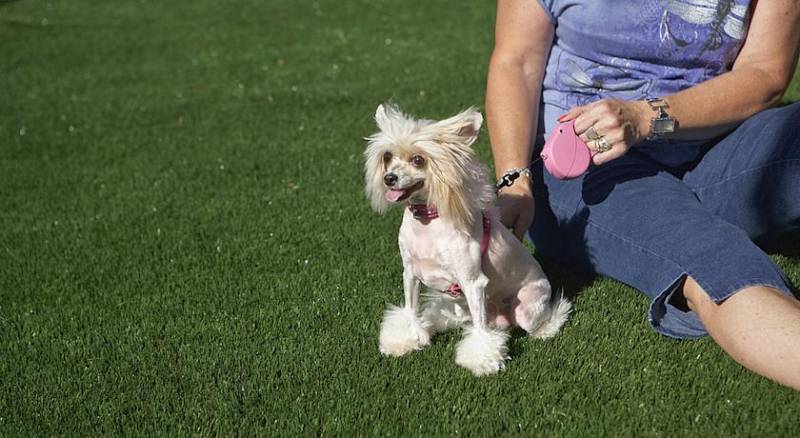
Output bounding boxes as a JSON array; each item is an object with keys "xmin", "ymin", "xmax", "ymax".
[{"xmin": 1, "ymin": 0, "xmax": 799, "ymax": 435}]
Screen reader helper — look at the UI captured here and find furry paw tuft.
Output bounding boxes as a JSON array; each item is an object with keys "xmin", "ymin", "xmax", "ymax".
[
  {"xmin": 530, "ymin": 296, "xmax": 572, "ymax": 339},
  {"xmin": 379, "ymin": 305, "xmax": 432, "ymax": 357},
  {"xmin": 455, "ymin": 325, "xmax": 510, "ymax": 376}
]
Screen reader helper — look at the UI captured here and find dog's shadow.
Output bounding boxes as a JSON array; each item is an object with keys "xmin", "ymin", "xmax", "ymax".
[{"xmin": 535, "ymin": 252, "xmax": 596, "ymax": 304}]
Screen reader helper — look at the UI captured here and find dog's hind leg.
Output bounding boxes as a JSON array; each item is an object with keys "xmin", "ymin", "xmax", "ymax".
[
  {"xmin": 514, "ymin": 280, "xmax": 572, "ymax": 339},
  {"xmin": 529, "ymin": 294, "xmax": 572, "ymax": 339},
  {"xmin": 514, "ymin": 280, "xmax": 552, "ymax": 335}
]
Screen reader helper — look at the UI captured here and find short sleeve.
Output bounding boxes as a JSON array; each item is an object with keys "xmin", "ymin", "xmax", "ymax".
[{"xmin": 535, "ymin": 0, "xmax": 557, "ymax": 25}]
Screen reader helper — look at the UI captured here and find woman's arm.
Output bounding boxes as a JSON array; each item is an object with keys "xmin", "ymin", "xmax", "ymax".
[
  {"xmin": 486, "ymin": 0, "xmax": 554, "ymax": 239},
  {"xmin": 561, "ymin": 0, "xmax": 800, "ymax": 165}
]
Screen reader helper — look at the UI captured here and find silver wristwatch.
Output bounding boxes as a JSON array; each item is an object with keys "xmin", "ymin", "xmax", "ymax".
[{"xmin": 645, "ymin": 97, "xmax": 676, "ymax": 140}]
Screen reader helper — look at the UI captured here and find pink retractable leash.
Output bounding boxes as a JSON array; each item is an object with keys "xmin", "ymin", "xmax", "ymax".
[{"xmin": 540, "ymin": 120, "xmax": 593, "ymax": 180}]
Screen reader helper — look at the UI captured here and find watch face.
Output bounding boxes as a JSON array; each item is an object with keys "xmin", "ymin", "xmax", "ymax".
[{"xmin": 652, "ymin": 118, "xmax": 675, "ymax": 133}]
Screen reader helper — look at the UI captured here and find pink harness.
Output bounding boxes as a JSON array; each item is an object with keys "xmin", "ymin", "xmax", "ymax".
[{"xmin": 408, "ymin": 204, "xmax": 491, "ymax": 297}]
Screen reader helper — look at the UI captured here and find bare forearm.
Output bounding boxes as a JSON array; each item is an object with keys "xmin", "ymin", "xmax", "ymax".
[
  {"xmin": 486, "ymin": 56, "xmax": 546, "ymax": 179},
  {"xmin": 656, "ymin": 66, "xmax": 792, "ymax": 141},
  {"xmin": 488, "ymin": 0, "xmax": 554, "ymax": 238}
]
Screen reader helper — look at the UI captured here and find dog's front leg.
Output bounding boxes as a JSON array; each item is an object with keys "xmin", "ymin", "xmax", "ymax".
[
  {"xmin": 378, "ymin": 262, "xmax": 431, "ymax": 357},
  {"xmin": 455, "ymin": 273, "xmax": 510, "ymax": 376}
]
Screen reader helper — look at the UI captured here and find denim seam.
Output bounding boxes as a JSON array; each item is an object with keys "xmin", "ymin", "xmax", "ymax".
[
  {"xmin": 691, "ymin": 159, "xmax": 800, "ymax": 195},
  {"xmin": 584, "ymin": 218, "xmax": 685, "ymax": 274}
]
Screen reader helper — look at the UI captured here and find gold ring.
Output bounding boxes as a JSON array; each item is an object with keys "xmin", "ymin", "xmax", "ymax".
[
  {"xmin": 586, "ymin": 127, "xmax": 601, "ymax": 141},
  {"xmin": 595, "ymin": 137, "xmax": 612, "ymax": 153}
]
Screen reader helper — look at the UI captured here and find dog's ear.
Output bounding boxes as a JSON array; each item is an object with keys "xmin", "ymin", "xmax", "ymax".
[
  {"xmin": 375, "ymin": 104, "xmax": 388, "ymax": 128},
  {"xmin": 375, "ymin": 103, "xmax": 402, "ymax": 133},
  {"xmin": 430, "ymin": 108, "xmax": 483, "ymax": 148}
]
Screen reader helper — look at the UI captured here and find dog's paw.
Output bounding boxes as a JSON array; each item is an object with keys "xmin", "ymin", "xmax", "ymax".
[
  {"xmin": 379, "ymin": 305, "xmax": 431, "ymax": 357},
  {"xmin": 455, "ymin": 325, "xmax": 510, "ymax": 376}
]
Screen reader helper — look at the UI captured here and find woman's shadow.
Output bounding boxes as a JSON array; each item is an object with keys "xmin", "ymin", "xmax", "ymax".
[{"xmin": 759, "ymin": 231, "xmax": 800, "ymax": 261}]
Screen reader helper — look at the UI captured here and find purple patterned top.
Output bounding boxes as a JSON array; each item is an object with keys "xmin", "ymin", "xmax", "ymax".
[{"xmin": 536, "ymin": 0, "xmax": 752, "ymax": 146}]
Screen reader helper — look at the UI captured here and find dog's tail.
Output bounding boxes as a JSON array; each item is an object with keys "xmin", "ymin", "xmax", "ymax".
[{"xmin": 530, "ymin": 289, "xmax": 572, "ymax": 340}]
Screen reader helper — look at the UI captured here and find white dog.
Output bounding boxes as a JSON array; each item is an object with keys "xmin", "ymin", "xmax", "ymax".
[{"xmin": 364, "ymin": 103, "xmax": 571, "ymax": 376}]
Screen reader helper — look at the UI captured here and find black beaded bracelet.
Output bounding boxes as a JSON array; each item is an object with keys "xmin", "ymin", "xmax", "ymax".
[{"xmin": 495, "ymin": 167, "xmax": 532, "ymax": 191}]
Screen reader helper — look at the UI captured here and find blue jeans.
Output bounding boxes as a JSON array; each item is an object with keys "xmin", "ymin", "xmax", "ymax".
[{"xmin": 529, "ymin": 102, "xmax": 800, "ymax": 338}]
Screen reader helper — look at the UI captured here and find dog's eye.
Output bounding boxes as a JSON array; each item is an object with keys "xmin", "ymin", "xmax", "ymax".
[
  {"xmin": 383, "ymin": 152, "xmax": 392, "ymax": 162},
  {"xmin": 411, "ymin": 155, "xmax": 425, "ymax": 167}
]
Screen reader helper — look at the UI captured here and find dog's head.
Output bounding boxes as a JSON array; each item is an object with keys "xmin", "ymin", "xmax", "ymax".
[{"xmin": 363, "ymin": 103, "xmax": 494, "ymax": 230}]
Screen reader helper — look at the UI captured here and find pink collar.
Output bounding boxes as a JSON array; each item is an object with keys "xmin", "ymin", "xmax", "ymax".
[
  {"xmin": 408, "ymin": 203, "xmax": 492, "ymax": 297},
  {"xmin": 408, "ymin": 203, "xmax": 439, "ymax": 220}
]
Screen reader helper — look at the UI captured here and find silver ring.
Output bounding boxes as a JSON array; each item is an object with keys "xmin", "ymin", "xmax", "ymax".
[
  {"xmin": 586, "ymin": 126, "xmax": 601, "ymax": 141},
  {"xmin": 594, "ymin": 137, "xmax": 612, "ymax": 153}
]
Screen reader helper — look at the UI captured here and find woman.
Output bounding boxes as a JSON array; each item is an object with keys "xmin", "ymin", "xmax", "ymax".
[{"xmin": 486, "ymin": 0, "xmax": 800, "ymax": 389}]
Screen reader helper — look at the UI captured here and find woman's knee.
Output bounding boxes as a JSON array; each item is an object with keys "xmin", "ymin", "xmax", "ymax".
[{"xmin": 682, "ymin": 276, "xmax": 715, "ymax": 315}]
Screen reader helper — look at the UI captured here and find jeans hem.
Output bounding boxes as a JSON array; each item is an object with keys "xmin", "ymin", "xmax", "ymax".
[{"xmin": 648, "ymin": 275, "xmax": 795, "ymax": 340}]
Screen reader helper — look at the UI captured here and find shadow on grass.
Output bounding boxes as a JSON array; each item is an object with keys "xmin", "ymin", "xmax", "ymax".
[
  {"xmin": 536, "ymin": 253, "xmax": 596, "ymax": 304},
  {"xmin": 759, "ymin": 231, "xmax": 800, "ymax": 298},
  {"xmin": 760, "ymin": 231, "xmax": 800, "ymax": 258}
]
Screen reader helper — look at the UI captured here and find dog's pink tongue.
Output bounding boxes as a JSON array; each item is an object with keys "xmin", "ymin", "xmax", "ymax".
[{"xmin": 385, "ymin": 189, "xmax": 406, "ymax": 202}]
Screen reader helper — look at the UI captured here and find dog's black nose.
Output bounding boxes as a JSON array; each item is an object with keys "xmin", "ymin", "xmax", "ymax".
[{"xmin": 383, "ymin": 173, "xmax": 398, "ymax": 186}]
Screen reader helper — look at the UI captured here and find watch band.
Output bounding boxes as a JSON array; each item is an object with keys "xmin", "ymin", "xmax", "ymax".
[{"xmin": 645, "ymin": 97, "xmax": 676, "ymax": 140}]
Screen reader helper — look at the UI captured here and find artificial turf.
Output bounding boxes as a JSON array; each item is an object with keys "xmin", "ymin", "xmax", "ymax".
[{"xmin": 1, "ymin": 0, "xmax": 799, "ymax": 435}]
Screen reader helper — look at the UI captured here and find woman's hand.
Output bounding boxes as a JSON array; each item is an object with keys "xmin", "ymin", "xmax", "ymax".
[
  {"xmin": 496, "ymin": 176, "xmax": 534, "ymax": 240},
  {"xmin": 559, "ymin": 98, "xmax": 650, "ymax": 165}
]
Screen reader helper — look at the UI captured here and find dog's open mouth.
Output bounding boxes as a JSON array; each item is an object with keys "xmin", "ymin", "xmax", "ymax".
[{"xmin": 384, "ymin": 181, "xmax": 423, "ymax": 203}]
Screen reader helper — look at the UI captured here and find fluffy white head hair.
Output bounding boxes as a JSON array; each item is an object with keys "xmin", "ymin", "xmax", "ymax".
[{"xmin": 363, "ymin": 103, "xmax": 495, "ymax": 230}]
